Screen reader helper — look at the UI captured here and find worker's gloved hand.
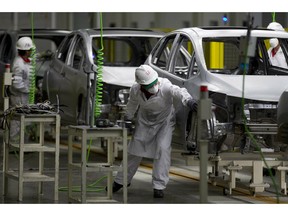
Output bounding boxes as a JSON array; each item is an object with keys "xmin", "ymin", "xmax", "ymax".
[
  {"xmin": 123, "ymin": 115, "xmax": 134, "ymax": 129},
  {"xmin": 187, "ymin": 99, "xmax": 198, "ymax": 112},
  {"xmin": 123, "ymin": 115, "xmax": 135, "ymax": 135}
]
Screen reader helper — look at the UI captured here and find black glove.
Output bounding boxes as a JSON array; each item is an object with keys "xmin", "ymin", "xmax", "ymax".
[
  {"xmin": 123, "ymin": 115, "xmax": 134, "ymax": 129},
  {"xmin": 123, "ymin": 115, "xmax": 135, "ymax": 135},
  {"xmin": 187, "ymin": 99, "xmax": 198, "ymax": 112}
]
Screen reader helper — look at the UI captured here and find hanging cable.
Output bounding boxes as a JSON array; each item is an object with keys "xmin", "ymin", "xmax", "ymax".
[
  {"xmin": 87, "ymin": 11, "xmax": 105, "ymax": 181},
  {"xmin": 241, "ymin": 13, "xmax": 280, "ymax": 203},
  {"xmin": 86, "ymin": 138, "xmax": 93, "ymax": 162},
  {"xmin": 94, "ymin": 12, "xmax": 104, "ymax": 118},
  {"xmin": 29, "ymin": 12, "xmax": 36, "ymax": 104},
  {"xmin": 272, "ymin": 12, "xmax": 276, "ymax": 22},
  {"xmin": 60, "ymin": 13, "xmax": 108, "ymax": 193}
]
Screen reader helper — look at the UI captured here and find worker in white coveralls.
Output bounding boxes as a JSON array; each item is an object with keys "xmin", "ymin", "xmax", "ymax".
[
  {"xmin": 111, "ymin": 65, "xmax": 198, "ymax": 198},
  {"xmin": 9, "ymin": 37, "xmax": 34, "ymax": 142},
  {"xmin": 267, "ymin": 22, "xmax": 288, "ymax": 69}
]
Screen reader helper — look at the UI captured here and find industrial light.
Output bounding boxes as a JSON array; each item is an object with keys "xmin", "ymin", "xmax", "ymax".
[{"xmin": 222, "ymin": 14, "xmax": 228, "ymax": 23}]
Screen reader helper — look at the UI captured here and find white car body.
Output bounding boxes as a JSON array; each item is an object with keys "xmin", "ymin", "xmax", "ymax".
[
  {"xmin": 145, "ymin": 26, "xmax": 288, "ymax": 153},
  {"xmin": 102, "ymin": 66, "xmax": 137, "ymax": 87},
  {"xmin": 42, "ymin": 28, "xmax": 164, "ymax": 126}
]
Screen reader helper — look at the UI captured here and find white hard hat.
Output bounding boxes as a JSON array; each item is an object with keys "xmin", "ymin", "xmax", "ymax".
[
  {"xmin": 135, "ymin": 65, "xmax": 158, "ymax": 85},
  {"xmin": 16, "ymin": 37, "xmax": 34, "ymax": 50},
  {"xmin": 267, "ymin": 22, "xmax": 285, "ymax": 31}
]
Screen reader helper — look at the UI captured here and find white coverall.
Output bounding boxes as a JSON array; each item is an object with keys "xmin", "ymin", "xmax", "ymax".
[
  {"xmin": 115, "ymin": 77, "xmax": 192, "ymax": 190},
  {"xmin": 9, "ymin": 55, "xmax": 32, "ymax": 139},
  {"xmin": 267, "ymin": 47, "xmax": 288, "ymax": 69}
]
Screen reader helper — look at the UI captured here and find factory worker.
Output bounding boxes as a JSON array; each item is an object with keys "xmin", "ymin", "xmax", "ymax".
[
  {"xmin": 111, "ymin": 65, "xmax": 198, "ymax": 198},
  {"xmin": 267, "ymin": 22, "xmax": 288, "ymax": 69},
  {"xmin": 9, "ymin": 37, "xmax": 34, "ymax": 142}
]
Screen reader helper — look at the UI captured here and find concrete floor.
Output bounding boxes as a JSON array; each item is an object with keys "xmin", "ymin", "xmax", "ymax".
[{"xmin": 1, "ymin": 130, "xmax": 288, "ymax": 215}]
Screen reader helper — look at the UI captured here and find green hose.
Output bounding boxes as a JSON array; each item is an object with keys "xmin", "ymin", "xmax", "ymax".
[
  {"xmin": 29, "ymin": 12, "xmax": 36, "ymax": 104},
  {"xmin": 94, "ymin": 12, "xmax": 104, "ymax": 118},
  {"xmin": 58, "ymin": 175, "xmax": 107, "ymax": 192},
  {"xmin": 241, "ymin": 14, "xmax": 279, "ymax": 203},
  {"xmin": 272, "ymin": 12, "xmax": 276, "ymax": 22}
]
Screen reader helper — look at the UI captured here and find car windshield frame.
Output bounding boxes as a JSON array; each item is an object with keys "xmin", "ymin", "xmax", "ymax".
[
  {"xmin": 91, "ymin": 35, "xmax": 161, "ymax": 67},
  {"xmin": 199, "ymin": 36, "xmax": 288, "ymax": 76}
]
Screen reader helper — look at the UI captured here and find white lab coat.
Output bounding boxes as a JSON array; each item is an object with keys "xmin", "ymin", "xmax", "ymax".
[
  {"xmin": 10, "ymin": 56, "xmax": 31, "ymax": 95},
  {"xmin": 9, "ymin": 55, "xmax": 32, "ymax": 139},
  {"xmin": 126, "ymin": 77, "xmax": 192, "ymax": 159},
  {"xmin": 267, "ymin": 47, "xmax": 288, "ymax": 69},
  {"xmin": 115, "ymin": 77, "xmax": 192, "ymax": 190}
]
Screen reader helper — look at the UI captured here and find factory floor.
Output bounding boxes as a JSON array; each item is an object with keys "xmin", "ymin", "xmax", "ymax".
[{"xmin": 0, "ymin": 129, "xmax": 288, "ymax": 215}]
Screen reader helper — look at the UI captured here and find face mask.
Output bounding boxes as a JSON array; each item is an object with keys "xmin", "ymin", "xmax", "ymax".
[
  {"xmin": 269, "ymin": 38, "xmax": 279, "ymax": 48},
  {"xmin": 147, "ymin": 84, "xmax": 159, "ymax": 94}
]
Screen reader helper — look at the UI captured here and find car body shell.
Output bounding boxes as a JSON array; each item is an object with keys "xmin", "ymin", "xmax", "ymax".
[
  {"xmin": 145, "ymin": 26, "xmax": 288, "ymax": 152},
  {"xmin": 42, "ymin": 28, "xmax": 165, "ymax": 126}
]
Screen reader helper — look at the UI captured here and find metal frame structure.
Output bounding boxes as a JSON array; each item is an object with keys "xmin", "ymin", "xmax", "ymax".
[
  {"xmin": 67, "ymin": 125, "xmax": 128, "ymax": 203},
  {"xmin": 3, "ymin": 113, "xmax": 60, "ymax": 201},
  {"xmin": 185, "ymin": 152, "xmax": 288, "ymax": 196}
]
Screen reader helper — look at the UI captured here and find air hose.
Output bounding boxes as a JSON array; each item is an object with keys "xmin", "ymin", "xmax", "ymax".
[
  {"xmin": 29, "ymin": 12, "xmax": 36, "ymax": 104},
  {"xmin": 272, "ymin": 12, "xmax": 276, "ymax": 22},
  {"xmin": 241, "ymin": 14, "xmax": 279, "ymax": 203},
  {"xmin": 58, "ymin": 175, "xmax": 107, "ymax": 192},
  {"xmin": 94, "ymin": 12, "xmax": 104, "ymax": 119},
  {"xmin": 86, "ymin": 13, "xmax": 105, "ymax": 173},
  {"xmin": 87, "ymin": 12, "xmax": 105, "ymax": 169}
]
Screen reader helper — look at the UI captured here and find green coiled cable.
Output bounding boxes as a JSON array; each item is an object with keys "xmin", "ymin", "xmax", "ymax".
[
  {"xmin": 94, "ymin": 13, "xmax": 104, "ymax": 118},
  {"xmin": 29, "ymin": 12, "xmax": 36, "ymax": 104}
]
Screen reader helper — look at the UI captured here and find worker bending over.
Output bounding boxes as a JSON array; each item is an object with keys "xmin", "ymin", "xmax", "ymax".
[{"xmin": 112, "ymin": 65, "xmax": 197, "ymax": 198}]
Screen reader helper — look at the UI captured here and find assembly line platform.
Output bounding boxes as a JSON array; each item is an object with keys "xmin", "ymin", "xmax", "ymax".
[{"xmin": 0, "ymin": 135, "xmax": 288, "ymax": 205}]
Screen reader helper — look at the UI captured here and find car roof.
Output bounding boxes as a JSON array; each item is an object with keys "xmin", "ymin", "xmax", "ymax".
[
  {"xmin": 12, "ymin": 28, "xmax": 71, "ymax": 36},
  {"xmin": 75, "ymin": 27, "xmax": 165, "ymax": 37},
  {"xmin": 4, "ymin": 28, "xmax": 71, "ymax": 46},
  {"xmin": 173, "ymin": 26, "xmax": 288, "ymax": 39}
]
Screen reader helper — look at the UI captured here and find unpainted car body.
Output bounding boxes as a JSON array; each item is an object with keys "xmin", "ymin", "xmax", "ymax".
[
  {"xmin": 145, "ymin": 26, "xmax": 288, "ymax": 153},
  {"xmin": 0, "ymin": 29, "xmax": 70, "ymax": 110},
  {"xmin": 42, "ymin": 28, "xmax": 165, "ymax": 126}
]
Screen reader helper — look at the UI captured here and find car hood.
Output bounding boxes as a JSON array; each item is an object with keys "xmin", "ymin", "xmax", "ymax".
[
  {"xmin": 102, "ymin": 66, "xmax": 136, "ymax": 87},
  {"xmin": 206, "ymin": 74, "xmax": 288, "ymax": 102}
]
